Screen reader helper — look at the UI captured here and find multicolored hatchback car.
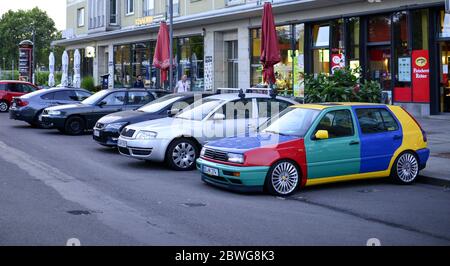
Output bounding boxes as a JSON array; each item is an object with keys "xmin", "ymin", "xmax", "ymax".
[{"xmin": 197, "ymin": 103, "xmax": 430, "ymax": 196}]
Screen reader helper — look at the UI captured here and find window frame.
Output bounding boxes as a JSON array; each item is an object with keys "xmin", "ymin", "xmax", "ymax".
[
  {"xmin": 98, "ymin": 91, "xmax": 127, "ymax": 106},
  {"xmin": 77, "ymin": 7, "xmax": 85, "ymax": 27},
  {"xmin": 312, "ymin": 109, "xmax": 356, "ymax": 140},
  {"xmin": 126, "ymin": 91, "xmax": 152, "ymax": 105},
  {"xmin": 126, "ymin": 0, "xmax": 134, "ymax": 16},
  {"xmin": 355, "ymin": 107, "xmax": 400, "ymax": 135}
]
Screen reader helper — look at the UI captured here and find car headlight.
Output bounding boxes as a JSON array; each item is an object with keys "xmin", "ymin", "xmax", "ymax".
[
  {"xmin": 105, "ymin": 122, "xmax": 127, "ymax": 131},
  {"xmin": 228, "ymin": 153, "xmax": 244, "ymax": 164},
  {"xmin": 200, "ymin": 147, "xmax": 206, "ymax": 157},
  {"xmin": 135, "ymin": 130, "xmax": 158, "ymax": 140},
  {"xmin": 47, "ymin": 110, "xmax": 61, "ymax": 116}
]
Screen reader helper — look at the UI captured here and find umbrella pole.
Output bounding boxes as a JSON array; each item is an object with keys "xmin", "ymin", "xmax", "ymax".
[{"xmin": 169, "ymin": 0, "xmax": 174, "ymax": 92}]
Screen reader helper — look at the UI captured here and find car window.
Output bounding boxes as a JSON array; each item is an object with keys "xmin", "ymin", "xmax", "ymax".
[
  {"xmin": 213, "ymin": 99, "xmax": 254, "ymax": 120},
  {"xmin": 356, "ymin": 108, "xmax": 399, "ymax": 134},
  {"xmin": 315, "ymin": 109, "xmax": 354, "ymax": 138},
  {"xmin": 257, "ymin": 98, "xmax": 292, "ymax": 118},
  {"xmin": 54, "ymin": 90, "xmax": 78, "ymax": 101},
  {"xmin": 127, "ymin": 91, "xmax": 153, "ymax": 105},
  {"xmin": 23, "ymin": 84, "xmax": 37, "ymax": 93},
  {"xmin": 0, "ymin": 84, "xmax": 5, "ymax": 91},
  {"xmin": 41, "ymin": 92, "xmax": 55, "ymax": 100},
  {"xmin": 176, "ymin": 98, "xmax": 225, "ymax": 121},
  {"xmin": 7, "ymin": 83, "xmax": 19, "ymax": 92},
  {"xmin": 101, "ymin": 91, "xmax": 126, "ymax": 106},
  {"xmin": 75, "ymin": 91, "xmax": 92, "ymax": 101}
]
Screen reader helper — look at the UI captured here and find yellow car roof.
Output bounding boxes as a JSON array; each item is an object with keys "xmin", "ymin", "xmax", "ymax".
[{"xmin": 291, "ymin": 102, "xmax": 388, "ymax": 110}]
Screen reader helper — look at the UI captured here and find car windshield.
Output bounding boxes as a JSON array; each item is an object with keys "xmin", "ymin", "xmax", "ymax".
[
  {"xmin": 81, "ymin": 90, "xmax": 110, "ymax": 105},
  {"xmin": 260, "ymin": 107, "xmax": 321, "ymax": 137},
  {"xmin": 138, "ymin": 94, "xmax": 184, "ymax": 113},
  {"xmin": 175, "ymin": 98, "xmax": 225, "ymax": 121}
]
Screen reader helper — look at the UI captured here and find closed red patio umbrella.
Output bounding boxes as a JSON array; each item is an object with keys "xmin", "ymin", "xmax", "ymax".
[
  {"xmin": 260, "ymin": 2, "xmax": 280, "ymax": 86},
  {"xmin": 153, "ymin": 21, "xmax": 170, "ymax": 87}
]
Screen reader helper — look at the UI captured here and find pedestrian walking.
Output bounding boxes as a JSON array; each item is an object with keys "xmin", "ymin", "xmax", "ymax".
[
  {"xmin": 133, "ymin": 75, "xmax": 145, "ymax": 88},
  {"xmin": 175, "ymin": 75, "xmax": 190, "ymax": 93}
]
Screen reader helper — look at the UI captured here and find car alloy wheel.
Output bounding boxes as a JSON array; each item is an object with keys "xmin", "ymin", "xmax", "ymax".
[
  {"xmin": 0, "ymin": 101, "xmax": 8, "ymax": 112},
  {"xmin": 172, "ymin": 142, "xmax": 196, "ymax": 169},
  {"xmin": 64, "ymin": 116, "xmax": 85, "ymax": 135},
  {"xmin": 269, "ymin": 161, "xmax": 299, "ymax": 196},
  {"xmin": 395, "ymin": 152, "xmax": 419, "ymax": 183}
]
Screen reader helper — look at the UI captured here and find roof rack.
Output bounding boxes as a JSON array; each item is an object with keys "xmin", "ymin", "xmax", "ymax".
[{"xmin": 216, "ymin": 87, "xmax": 278, "ymax": 99}]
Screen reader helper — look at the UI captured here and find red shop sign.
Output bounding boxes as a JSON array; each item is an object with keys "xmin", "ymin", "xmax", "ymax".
[{"xmin": 412, "ymin": 50, "xmax": 430, "ymax": 103}]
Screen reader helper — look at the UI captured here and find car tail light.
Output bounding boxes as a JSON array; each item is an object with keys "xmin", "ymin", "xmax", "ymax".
[
  {"xmin": 16, "ymin": 98, "xmax": 29, "ymax": 107},
  {"xmin": 401, "ymin": 107, "xmax": 427, "ymax": 142}
]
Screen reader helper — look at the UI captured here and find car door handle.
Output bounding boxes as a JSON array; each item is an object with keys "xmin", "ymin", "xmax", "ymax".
[
  {"xmin": 349, "ymin": 140, "xmax": 360, "ymax": 146},
  {"xmin": 393, "ymin": 135, "xmax": 402, "ymax": 140}
]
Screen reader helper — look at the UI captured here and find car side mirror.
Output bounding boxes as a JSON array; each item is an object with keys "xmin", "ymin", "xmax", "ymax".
[
  {"xmin": 314, "ymin": 130, "xmax": 329, "ymax": 140},
  {"xmin": 167, "ymin": 108, "xmax": 180, "ymax": 117},
  {"xmin": 98, "ymin": 101, "xmax": 107, "ymax": 107},
  {"xmin": 213, "ymin": 113, "xmax": 225, "ymax": 120}
]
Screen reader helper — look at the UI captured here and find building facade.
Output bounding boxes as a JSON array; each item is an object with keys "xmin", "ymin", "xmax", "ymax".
[{"xmin": 56, "ymin": 0, "xmax": 450, "ymax": 116}]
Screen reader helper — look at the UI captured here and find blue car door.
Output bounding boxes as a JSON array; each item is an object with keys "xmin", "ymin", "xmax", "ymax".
[{"xmin": 353, "ymin": 107, "xmax": 403, "ymax": 173}]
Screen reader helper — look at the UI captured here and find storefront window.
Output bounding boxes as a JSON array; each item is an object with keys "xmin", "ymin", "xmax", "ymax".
[
  {"xmin": 294, "ymin": 24, "xmax": 305, "ymax": 97},
  {"xmin": 132, "ymin": 42, "xmax": 155, "ymax": 88},
  {"xmin": 250, "ymin": 28, "xmax": 263, "ymax": 88},
  {"xmin": 274, "ymin": 25, "xmax": 293, "ymax": 95},
  {"xmin": 393, "ymin": 11, "xmax": 410, "ymax": 88},
  {"xmin": 367, "ymin": 15, "xmax": 392, "ymax": 103},
  {"xmin": 175, "ymin": 36, "xmax": 204, "ymax": 91},
  {"xmin": 113, "ymin": 36, "xmax": 204, "ymax": 90},
  {"xmin": 347, "ymin": 17, "xmax": 360, "ymax": 74},
  {"xmin": 368, "ymin": 15, "xmax": 391, "ymax": 43},
  {"xmin": 312, "ymin": 24, "xmax": 329, "ymax": 47},
  {"xmin": 439, "ymin": 9, "xmax": 450, "ymax": 38},
  {"xmin": 311, "ymin": 23, "xmax": 330, "ymax": 75},
  {"xmin": 412, "ymin": 9, "xmax": 429, "ymax": 50},
  {"xmin": 114, "ymin": 44, "xmax": 132, "ymax": 87},
  {"xmin": 331, "ymin": 19, "xmax": 345, "ymax": 74},
  {"xmin": 250, "ymin": 26, "xmax": 295, "ymax": 95}
]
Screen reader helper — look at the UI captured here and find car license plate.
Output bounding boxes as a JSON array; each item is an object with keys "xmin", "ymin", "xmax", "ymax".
[
  {"xmin": 203, "ymin": 166, "xmax": 219, "ymax": 176},
  {"xmin": 93, "ymin": 130, "xmax": 100, "ymax": 137}
]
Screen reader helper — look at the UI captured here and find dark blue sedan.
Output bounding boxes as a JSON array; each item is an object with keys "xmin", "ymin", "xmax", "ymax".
[{"xmin": 9, "ymin": 87, "xmax": 92, "ymax": 128}]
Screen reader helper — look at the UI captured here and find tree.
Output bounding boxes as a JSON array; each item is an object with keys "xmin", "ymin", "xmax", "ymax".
[{"xmin": 0, "ymin": 7, "xmax": 59, "ymax": 70}]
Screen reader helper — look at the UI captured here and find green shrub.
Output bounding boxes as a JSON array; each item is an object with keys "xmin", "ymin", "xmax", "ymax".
[
  {"xmin": 303, "ymin": 67, "xmax": 381, "ymax": 104},
  {"xmin": 36, "ymin": 71, "xmax": 50, "ymax": 86},
  {"xmin": 81, "ymin": 76, "xmax": 95, "ymax": 91}
]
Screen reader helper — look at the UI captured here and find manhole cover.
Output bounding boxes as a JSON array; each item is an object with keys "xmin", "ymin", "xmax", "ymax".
[
  {"xmin": 435, "ymin": 153, "xmax": 450, "ymax": 159},
  {"xmin": 67, "ymin": 210, "xmax": 92, "ymax": 215},
  {"xmin": 182, "ymin": 203, "xmax": 207, "ymax": 208}
]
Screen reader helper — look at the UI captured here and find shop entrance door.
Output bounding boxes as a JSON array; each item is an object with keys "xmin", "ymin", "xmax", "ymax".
[
  {"xmin": 439, "ymin": 41, "xmax": 450, "ymax": 112},
  {"xmin": 367, "ymin": 46, "xmax": 392, "ymax": 104}
]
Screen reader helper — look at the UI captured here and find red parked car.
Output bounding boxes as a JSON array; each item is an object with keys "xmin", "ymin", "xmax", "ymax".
[{"xmin": 0, "ymin": 80, "xmax": 39, "ymax": 112}]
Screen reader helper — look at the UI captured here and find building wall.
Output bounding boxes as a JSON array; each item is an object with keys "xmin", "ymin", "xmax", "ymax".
[{"xmin": 67, "ymin": 0, "xmax": 87, "ymax": 36}]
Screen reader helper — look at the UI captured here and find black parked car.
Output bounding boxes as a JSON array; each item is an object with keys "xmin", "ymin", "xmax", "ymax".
[
  {"xmin": 9, "ymin": 87, "xmax": 92, "ymax": 128},
  {"xmin": 93, "ymin": 92, "xmax": 216, "ymax": 147},
  {"xmin": 41, "ymin": 88, "xmax": 170, "ymax": 135}
]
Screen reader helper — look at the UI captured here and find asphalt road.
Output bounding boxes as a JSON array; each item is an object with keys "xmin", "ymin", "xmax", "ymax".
[{"xmin": 0, "ymin": 113, "xmax": 449, "ymax": 246}]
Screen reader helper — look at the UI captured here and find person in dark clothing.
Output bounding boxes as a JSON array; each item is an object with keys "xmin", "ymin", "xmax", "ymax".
[{"xmin": 133, "ymin": 75, "xmax": 145, "ymax": 88}]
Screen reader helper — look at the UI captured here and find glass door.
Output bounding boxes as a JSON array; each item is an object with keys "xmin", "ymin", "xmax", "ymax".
[
  {"xmin": 368, "ymin": 46, "xmax": 392, "ymax": 103},
  {"xmin": 439, "ymin": 41, "xmax": 450, "ymax": 112}
]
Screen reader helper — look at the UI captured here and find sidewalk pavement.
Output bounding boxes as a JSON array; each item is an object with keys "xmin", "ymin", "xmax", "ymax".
[{"xmin": 417, "ymin": 116, "xmax": 450, "ymax": 187}]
